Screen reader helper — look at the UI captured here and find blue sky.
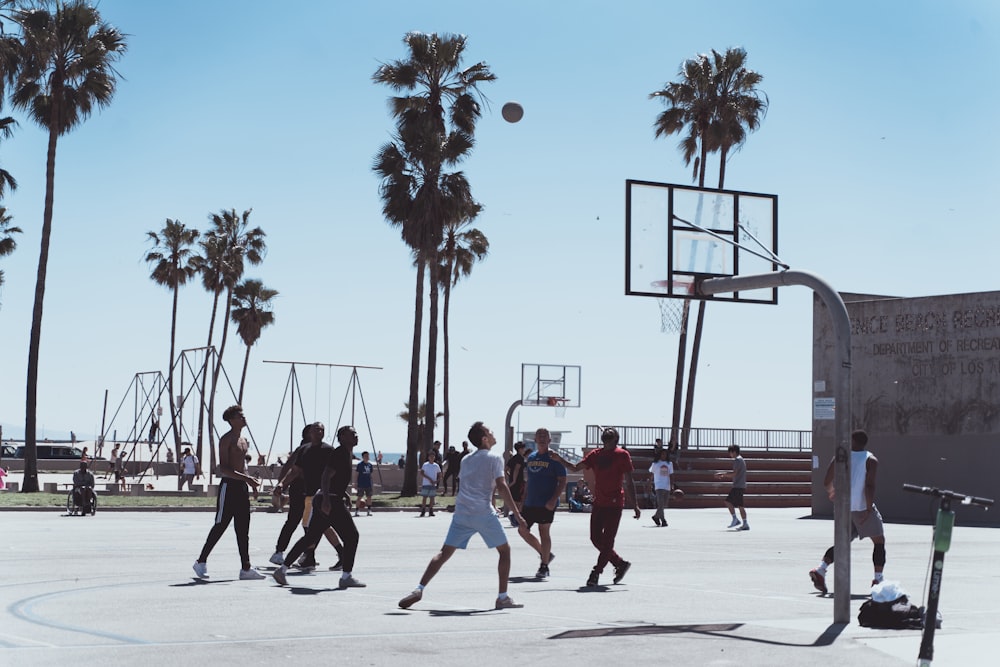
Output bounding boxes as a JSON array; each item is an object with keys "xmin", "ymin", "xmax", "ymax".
[{"xmin": 0, "ymin": 0, "xmax": 997, "ymax": 458}]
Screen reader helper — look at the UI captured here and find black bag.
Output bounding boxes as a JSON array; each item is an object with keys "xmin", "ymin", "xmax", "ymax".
[{"xmin": 857, "ymin": 595, "xmax": 940, "ymax": 629}]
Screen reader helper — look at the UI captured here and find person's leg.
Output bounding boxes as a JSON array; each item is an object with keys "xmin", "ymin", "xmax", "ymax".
[
  {"xmin": 418, "ymin": 545, "xmax": 456, "ymax": 586},
  {"xmin": 327, "ymin": 502, "xmax": 360, "ymax": 573},
  {"xmin": 872, "ymin": 535, "xmax": 886, "ymax": 579},
  {"xmin": 654, "ymin": 489, "xmax": 667, "ymax": 524},
  {"xmin": 232, "ymin": 486, "xmax": 252, "ymax": 571},
  {"xmin": 198, "ymin": 481, "xmax": 235, "ymax": 563},
  {"xmin": 275, "ymin": 493, "xmax": 305, "ymax": 553},
  {"xmin": 538, "ymin": 522, "xmax": 553, "ymax": 564},
  {"xmin": 497, "ymin": 542, "xmax": 512, "ymax": 595}
]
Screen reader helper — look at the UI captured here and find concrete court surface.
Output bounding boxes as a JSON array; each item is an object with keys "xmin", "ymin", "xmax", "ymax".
[{"xmin": 1, "ymin": 505, "xmax": 998, "ymax": 666}]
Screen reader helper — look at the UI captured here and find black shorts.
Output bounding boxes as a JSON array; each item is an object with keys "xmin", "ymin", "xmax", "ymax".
[
  {"xmin": 521, "ymin": 505, "xmax": 555, "ymax": 526},
  {"xmin": 726, "ymin": 488, "xmax": 745, "ymax": 507},
  {"xmin": 509, "ymin": 481, "xmax": 525, "ymax": 502}
]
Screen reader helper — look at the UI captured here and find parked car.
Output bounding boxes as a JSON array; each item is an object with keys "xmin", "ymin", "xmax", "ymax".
[{"xmin": 13, "ymin": 445, "xmax": 89, "ymax": 460}]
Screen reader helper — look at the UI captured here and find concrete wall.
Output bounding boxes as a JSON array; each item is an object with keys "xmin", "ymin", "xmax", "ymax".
[{"xmin": 812, "ymin": 291, "xmax": 1000, "ymax": 525}]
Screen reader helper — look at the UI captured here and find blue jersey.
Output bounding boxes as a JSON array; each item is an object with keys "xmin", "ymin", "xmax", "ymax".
[
  {"xmin": 524, "ymin": 450, "xmax": 567, "ymax": 507},
  {"xmin": 356, "ymin": 460, "xmax": 373, "ymax": 488}
]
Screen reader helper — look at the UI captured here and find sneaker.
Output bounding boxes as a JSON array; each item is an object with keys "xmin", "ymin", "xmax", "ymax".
[
  {"xmin": 239, "ymin": 568, "xmax": 265, "ymax": 580},
  {"xmin": 728, "ymin": 516, "xmax": 741, "ymax": 528},
  {"xmin": 653, "ymin": 516, "xmax": 662, "ymax": 527},
  {"xmin": 428, "ymin": 511, "xmax": 435, "ymax": 517},
  {"xmin": 273, "ymin": 565, "xmax": 288, "ymax": 586},
  {"xmin": 809, "ymin": 568, "xmax": 828, "ymax": 594},
  {"xmin": 399, "ymin": 588, "xmax": 422, "ymax": 609},
  {"xmin": 419, "ymin": 510, "xmax": 425, "ymax": 517},
  {"xmin": 296, "ymin": 555, "xmax": 318, "ymax": 570},
  {"xmin": 535, "ymin": 564, "xmax": 550, "ymax": 579},
  {"xmin": 661, "ymin": 520, "xmax": 668, "ymax": 527},
  {"xmin": 494, "ymin": 596, "xmax": 524, "ymax": 609},
  {"xmin": 738, "ymin": 523, "xmax": 750, "ymax": 531},
  {"xmin": 586, "ymin": 568, "xmax": 600, "ymax": 587},
  {"xmin": 367, "ymin": 511, "xmax": 372, "ymax": 516},
  {"xmin": 192, "ymin": 561, "xmax": 209, "ymax": 579},
  {"xmin": 339, "ymin": 575, "xmax": 367, "ymax": 589},
  {"xmin": 269, "ymin": 551, "xmax": 284, "ymax": 566},
  {"xmin": 613, "ymin": 561, "xmax": 632, "ymax": 584},
  {"xmin": 328, "ymin": 560, "xmax": 343, "ymax": 571}
]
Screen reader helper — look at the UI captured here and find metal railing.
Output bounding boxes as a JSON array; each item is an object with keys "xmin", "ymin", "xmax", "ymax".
[{"xmin": 584, "ymin": 425, "xmax": 811, "ymax": 452}]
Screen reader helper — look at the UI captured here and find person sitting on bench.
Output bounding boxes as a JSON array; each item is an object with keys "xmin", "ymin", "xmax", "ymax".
[{"xmin": 72, "ymin": 460, "xmax": 96, "ymax": 513}]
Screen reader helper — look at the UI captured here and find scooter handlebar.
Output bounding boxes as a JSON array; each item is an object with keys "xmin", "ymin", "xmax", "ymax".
[{"xmin": 903, "ymin": 483, "xmax": 994, "ymax": 508}]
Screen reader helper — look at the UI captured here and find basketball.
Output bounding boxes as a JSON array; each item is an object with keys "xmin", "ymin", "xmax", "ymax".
[
  {"xmin": 501, "ymin": 101, "xmax": 524, "ymax": 123},
  {"xmin": 357, "ymin": 498, "xmax": 367, "ymax": 510},
  {"xmin": 672, "ymin": 488, "xmax": 684, "ymax": 499}
]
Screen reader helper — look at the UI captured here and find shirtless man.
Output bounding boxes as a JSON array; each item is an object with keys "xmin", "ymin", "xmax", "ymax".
[{"xmin": 192, "ymin": 405, "xmax": 265, "ymax": 580}]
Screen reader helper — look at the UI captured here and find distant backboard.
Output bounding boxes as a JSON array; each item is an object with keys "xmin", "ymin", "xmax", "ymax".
[
  {"xmin": 521, "ymin": 364, "xmax": 581, "ymax": 408},
  {"xmin": 625, "ymin": 179, "xmax": 779, "ymax": 304}
]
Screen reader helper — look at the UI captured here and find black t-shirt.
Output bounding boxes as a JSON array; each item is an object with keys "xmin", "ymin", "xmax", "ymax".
[
  {"xmin": 304, "ymin": 444, "xmax": 352, "ymax": 498},
  {"xmin": 294, "ymin": 442, "xmax": 336, "ymax": 494},
  {"xmin": 506, "ymin": 453, "xmax": 525, "ymax": 485}
]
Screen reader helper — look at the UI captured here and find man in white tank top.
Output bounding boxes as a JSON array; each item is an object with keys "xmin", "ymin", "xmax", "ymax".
[{"xmin": 808, "ymin": 429, "xmax": 886, "ymax": 595}]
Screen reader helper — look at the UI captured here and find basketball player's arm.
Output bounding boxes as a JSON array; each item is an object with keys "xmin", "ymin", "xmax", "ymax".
[
  {"xmin": 546, "ymin": 474, "xmax": 567, "ymax": 511},
  {"xmin": 823, "ymin": 458, "xmax": 836, "ymax": 501},
  {"xmin": 549, "ymin": 450, "xmax": 585, "ymax": 473},
  {"xmin": 495, "ymin": 476, "xmax": 526, "ymax": 530},
  {"xmin": 624, "ymin": 469, "xmax": 641, "ymax": 519},
  {"xmin": 864, "ymin": 456, "xmax": 878, "ymax": 512}
]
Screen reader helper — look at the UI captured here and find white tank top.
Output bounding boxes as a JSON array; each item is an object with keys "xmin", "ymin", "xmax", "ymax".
[{"xmin": 850, "ymin": 450, "xmax": 871, "ymax": 511}]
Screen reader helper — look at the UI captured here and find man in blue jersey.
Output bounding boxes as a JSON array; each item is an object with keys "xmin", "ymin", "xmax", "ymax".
[
  {"xmin": 355, "ymin": 451, "xmax": 374, "ymax": 517},
  {"xmin": 517, "ymin": 428, "xmax": 567, "ymax": 579}
]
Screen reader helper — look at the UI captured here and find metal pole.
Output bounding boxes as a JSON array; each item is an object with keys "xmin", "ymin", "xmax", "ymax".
[
  {"xmin": 504, "ymin": 400, "xmax": 522, "ymax": 458},
  {"xmin": 700, "ymin": 269, "xmax": 852, "ymax": 624}
]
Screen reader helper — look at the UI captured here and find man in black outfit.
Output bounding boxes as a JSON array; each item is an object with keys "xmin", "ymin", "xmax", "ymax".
[{"xmin": 273, "ymin": 425, "xmax": 365, "ymax": 589}]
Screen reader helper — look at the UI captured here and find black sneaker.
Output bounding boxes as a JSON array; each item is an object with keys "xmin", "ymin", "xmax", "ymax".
[
  {"xmin": 613, "ymin": 561, "xmax": 631, "ymax": 584},
  {"xmin": 535, "ymin": 564, "xmax": 550, "ymax": 579},
  {"xmin": 586, "ymin": 568, "xmax": 600, "ymax": 587}
]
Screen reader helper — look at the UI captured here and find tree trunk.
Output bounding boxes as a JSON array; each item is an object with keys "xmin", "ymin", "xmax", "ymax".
[
  {"xmin": 681, "ymin": 300, "xmax": 706, "ymax": 448},
  {"xmin": 441, "ymin": 258, "xmax": 454, "ymax": 449},
  {"xmin": 207, "ymin": 288, "xmax": 235, "ymax": 481},
  {"xmin": 167, "ymin": 283, "xmax": 182, "ymax": 462},
  {"xmin": 238, "ymin": 341, "xmax": 251, "ymax": 404},
  {"xmin": 402, "ymin": 259, "xmax": 425, "ymax": 496},
  {"xmin": 424, "ymin": 259, "xmax": 440, "ymax": 464},
  {"xmin": 670, "ymin": 299, "xmax": 689, "ymax": 448},
  {"xmin": 196, "ymin": 292, "xmax": 220, "ymax": 467},
  {"xmin": 717, "ymin": 145, "xmax": 729, "ymax": 190},
  {"xmin": 22, "ymin": 126, "xmax": 59, "ymax": 493}
]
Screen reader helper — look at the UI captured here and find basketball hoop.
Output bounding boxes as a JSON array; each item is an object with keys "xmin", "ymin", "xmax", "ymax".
[
  {"xmin": 651, "ymin": 278, "xmax": 695, "ymax": 334},
  {"xmin": 546, "ymin": 396, "xmax": 569, "ymax": 418}
]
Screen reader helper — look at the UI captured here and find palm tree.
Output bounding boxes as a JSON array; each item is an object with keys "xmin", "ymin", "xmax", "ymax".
[
  {"xmin": 679, "ymin": 48, "xmax": 767, "ymax": 447},
  {"xmin": 200, "ymin": 208, "xmax": 265, "ymax": 467},
  {"xmin": 144, "ymin": 219, "xmax": 199, "ymax": 460},
  {"xmin": 438, "ymin": 220, "xmax": 488, "ymax": 449},
  {"xmin": 707, "ymin": 47, "xmax": 767, "ymax": 189},
  {"xmin": 230, "ymin": 278, "xmax": 277, "ymax": 403},
  {"xmin": 650, "ymin": 47, "xmax": 767, "ymax": 448},
  {"xmin": 397, "ymin": 400, "xmax": 443, "ymax": 462},
  {"xmin": 373, "ymin": 31, "xmax": 495, "ymax": 495},
  {"xmin": 0, "ymin": 206, "xmax": 21, "ymax": 299},
  {"xmin": 0, "ymin": 116, "xmax": 18, "ymax": 196},
  {"xmin": 12, "ymin": 1, "xmax": 126, "ymax": 492}
]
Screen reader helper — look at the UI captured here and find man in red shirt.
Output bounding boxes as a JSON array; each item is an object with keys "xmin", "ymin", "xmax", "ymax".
[{"xmin": 551, "ymin": 427, "xmax": 640, "ymax": 587}]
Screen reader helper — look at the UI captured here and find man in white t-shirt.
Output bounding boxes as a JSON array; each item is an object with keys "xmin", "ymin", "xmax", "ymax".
[
  {"xmin": 179, "ymin": 446, "xmax": 199, "ymax": 491},
  {"xmin": 418, "ymin": 450, "xmax": 441, "ymax": 517},
  {"xmin": 399, "ymin": 421, "xmax": 526, "ymax": 610},
  {"xmin": 648, "ymin": 448, "xmax": 673, "ymax": 527}
]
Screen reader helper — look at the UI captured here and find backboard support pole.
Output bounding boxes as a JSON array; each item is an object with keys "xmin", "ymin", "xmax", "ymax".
[{"xmin": 699, "ymin": 270, "xmax": 853, "ymax": 625}]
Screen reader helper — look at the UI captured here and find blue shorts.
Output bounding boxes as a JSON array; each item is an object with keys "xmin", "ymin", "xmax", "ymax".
[
  {"xmin": 420, "ymin": 485, "xmax": 437, "ymax": 498},
  {"xmin": 444, "ymin": 512, "xmax": 508, "ymax": 549}
]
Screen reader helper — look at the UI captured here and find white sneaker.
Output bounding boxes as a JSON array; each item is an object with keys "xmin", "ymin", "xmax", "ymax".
[
  {"xmin": 192, "ymin": 561, "xmax": 208, "ymax": 579},
  {"xmin": 240, "ymin": 568, "xmax": 265, "ymax": 580},
  {"xmin": 339, "ymin": 575, "xmax": 367, "ymax": 589},
  {"xmin": 269, "ymin": 551, "xmax": 284, "ymax": 565},
  {"xmin": 728, "ymin": 516, "xmax": 741, "ymax": 528},
  {"xmin": 273, "ymin": 565, "xmax": 288, "ymax": 586}
]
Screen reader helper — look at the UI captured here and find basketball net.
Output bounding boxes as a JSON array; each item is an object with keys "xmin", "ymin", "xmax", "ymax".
[
  {"xmin": 546, "ymin": 396, "xmax": 568, "ymax": 419},
  {"xmin": 658, "ymin": 298, "xmax": 685, "ymax": 334}
]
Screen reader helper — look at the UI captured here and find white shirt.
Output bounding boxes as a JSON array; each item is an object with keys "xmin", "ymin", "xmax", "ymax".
[
  {"xmin": 850, "ymin": 450, "xmax": 872, "ymax": 512},
  {"xmin": 182, "ymin": 454, "xmax": 199, "ymax": 475},
  {"xmin": 420, "ymin": 461, "xmax": 440, "ymax": 486},
  {"xmin": 649, "ymin": 460, "xmax": 673, "ymax": 491},
  {"xmin": 454, "ymin": 448, "xmax": 504, "ymax": 516}
]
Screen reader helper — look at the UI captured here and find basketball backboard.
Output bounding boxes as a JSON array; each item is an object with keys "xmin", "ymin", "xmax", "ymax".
[
  {"xmin": 521, "ymin": 363, "xmax": 581, "ymax": 408},
  {"xmin": 625, "ymin": 179, "xmax": 780, "ymax": 304}
]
